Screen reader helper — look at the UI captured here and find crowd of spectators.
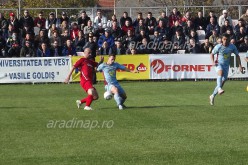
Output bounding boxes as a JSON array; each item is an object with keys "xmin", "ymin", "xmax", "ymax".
[{"xmin": 1, "ymin": 8, "xmax": 248, "ymax": 58}]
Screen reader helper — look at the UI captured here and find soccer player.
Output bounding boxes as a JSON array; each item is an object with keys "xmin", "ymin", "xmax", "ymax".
[
  {"xmin": 97, "ymin": 54, "xmax": 138, "ymax": 110},
  {"xmin": 65, "ymin": 48, "xmax": 103, "ymax": 110},
  {"xmin": 209, "ymin": 33, "xmax": 243, "ymax": 105}
]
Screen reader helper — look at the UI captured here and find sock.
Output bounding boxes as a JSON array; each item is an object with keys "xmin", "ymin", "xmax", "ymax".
[
  {"xmin": 85, "ymin": 95, "xmax": 93, "ymax": 106},
  {"xmin": 120, "ymin": 97, "xmax": 126, "ymax": 105},
  {"xmin": 80, "ymin": 97, "xmax": 87, "ymax": 104},
  {"xmin": 114, "ymin": 93, "xmax": 122, "ymax": 106},
  {"xmin": 212, "ymin": 76, "xmax": 222, "ymax": 96}
]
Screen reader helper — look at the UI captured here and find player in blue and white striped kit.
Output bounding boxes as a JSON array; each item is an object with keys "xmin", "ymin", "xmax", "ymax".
[
  {"xmin": 97, "ymin": 54, "xmax": 138, "ymax": 110},
  {"xmin": 209, "ymin": 33, "xmax": 243, "ymax": 105}
]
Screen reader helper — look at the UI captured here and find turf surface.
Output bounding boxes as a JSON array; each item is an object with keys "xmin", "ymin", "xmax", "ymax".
[{"xmin": 0, "ymin": 81, "xmax": 248, "ymax": 165}]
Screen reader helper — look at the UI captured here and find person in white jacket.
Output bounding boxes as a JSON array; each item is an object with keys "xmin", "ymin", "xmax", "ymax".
[
  {"xmin": 94, "ymin": 9, "xmax": 107, "ymax": 30},
  {"xmin": 218, "ymin": 10, "xmax": 232, "ymax": 27}
]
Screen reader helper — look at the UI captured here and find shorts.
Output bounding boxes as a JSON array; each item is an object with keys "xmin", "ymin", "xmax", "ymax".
[
  {"xmin": 80, "ymin": 80, "xmax": 95, "ymax": 92},
  {"xmin": 215, "ymin": 64, "xmax": 229, "ymax": 80},
  {"xmin": 105, "ymin": 83, "xmax": 125, "ymax": 95}
]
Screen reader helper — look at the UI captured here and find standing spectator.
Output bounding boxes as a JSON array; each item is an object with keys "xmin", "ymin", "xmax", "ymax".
[
  {"xmin": 62, "ymin": 39, "xmax": 76, "ymax": 56},
  {"xmin": 37, "ymin": 42, "xmax": 51, "ymax": 57},
  {"xmin": 157, "ymin": 11, "xmax": 169, "ymax": 27},
  {"xmin": 20, "ymin": 40, "xmax": 36, "ymax": 57},
  {"xmin": 145, "ymin": 12, "xmax": 157, "ymax": 35},
  {"xmin": 200, "ymin": 39, "xmax": 213, "ymax": 53},
  {"xmin": 239, "ymin": 35, "xmax": 248, "ymax": 52},
  {"xmin": 45, "ymin": 12, "xmax": 59, "ymax": 30},
  {"xmin": 120, "ymin": 12, "xmax": 132, "ymax": 27},
  {"xmin": 181, "ymin": 11, "xmax": 194, "ymax": 26},
  {"xmin": 70, "ymin": 23, "xmax": 80, "ymax": 41},
  {"xmin": 218, "ymin": 10, "xmax": 232, "ymax": 27},
  {"xmin": 234, "ymin": 19, "xmax": 246, "ymax": 34},
  {"xmin": 209, "ymin": 29, "xmax": 220, "ymax": 46},
  {"xmin": 220, "ymin": 20, "xmax": 233, "ymax": 34},
  {"xmin": 8, "ymin": 12, "xmax": 21, "ymax": 34},
  {"xmin": 50, "ymin": 30, "xmax": 62, "ymax": 47},
  {"xmin": 112, "ymin": 40, "xmax": 126, "ymax": 55},
  {"xmin": 133, "ymin": 12, "xmax": 143, "ymax": 28},
  {"xmin": 169, "ymin": 7, "xmax": 182, "ymax": 27},
  {"xmin": 194, "ymin": 11, "xmax": 207, "ymax": 30},
  {"xmin": 51, "ymin": 41, "xmax": 62, "ymax": 56},
  {"xmin": 78, "ymin": 11, "xmax": 91, "ymax": 30},
  {"xmin": 34, "ymin": 11, "xmax": 46, "ymax": 29},
  {"xmin": 20, "ymin": 10, "xmax": 34, "ymax": 29},
  {"xmin": 98, "ymin": 29, "xmax": 114, "ymax": 48},
  {"xmin": 94, "ymin": 9, "xmax": 107, "ymax": 33},
  {"xmin": 206, "ymin": 11, "xmax": 218, "ymax": 25},
  {"xmin": 8, "ymin": 41, "xmax": 21, "ymax": 57},
  {"xmin": 0, "ymin": 13, "xmax": 9, "ymax": 40},
  {"xmin": 83, "ymin": 35, "xmax": 97, "ymax": 58},
  {"xmin": 206, "ymin": 17, "xmax": 220, "ymax": 38},
  {"xmin": 121, "ymin": 20, "xmax": 134, "ymax": 35},
  {"xmin": 240, "ymin": 9, "xmax": 248, "ymax": 25},
  {"xmin": 83, "ymin": 20, "xmax": 95, "ymax": 38}
]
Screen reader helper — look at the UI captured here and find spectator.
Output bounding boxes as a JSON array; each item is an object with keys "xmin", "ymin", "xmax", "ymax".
[
  {"xmin": 151, "ymin": 30, "xmax": 162, "ymax": 44},
  {"xmin": 154, "ymin": 20, "xmax": 170, "ymax": 39},
  {"xmin": 78, "ymin": 11, "xmax": 91, "ymax": 30},
  {"xmin": 50, "ymin": 30, "xmax": 62, "ymax": 47},
  {"xmin": 209, "ymin": 29, "xmax": 220, "ymax": 46},
  {"xmin": 99, "ymin": 41, "xmax": 112, "ymax": 55},
  {"xmin": 62, "ymin": 39, "xmax": 76, "ymax": 56},
  {"xmin": 48, "ymin": 23, "xmax": 59, "ymax": 38},
  {"xmin": 8, "ymin": 12, "xmax": 21, "ymax": 34},
  {"xmin": 19, "ymin": 10, "xmax": 34, "ymax": 29},
  {"xmin": 206, "ymin": 17, "xmax": 220, "ymax": 38},
  {"xmin": 122, "ymin": 29, "xmax": 136, "ymax": 49},
  {"xmin": 107, "ymin": 14, "xmax": 119, "ymax": 28},
  {"xmin": 94, "ymin": 9, "xmax": 107, "ymax": 32},
  {"xmin": 126, "ymin": 47, "xmax": 138, "ymax": 55},
  {"xmin": 37, "ymin": 42, "xmax": 51, "ymax": 57},
  {"xmin": 200, "ymin": 39, "xmax": 213, "ymax": 53},
  {"xmin": 34, "ymin": 20, "xmax": 43, "ymax": 36},
  {"xmin": 112, "ymin": 40, "xmax": 126, "ymax": 55},
  {"xmin": 98, "ymin": 29, "xmax": 114, "ymax": 48},
  {"xmin": 22, "ymin": 33, "xmax": 34, "ymax": 47},
  {"xmin": 34, "ymin": 29, "xmax": 50, "ymax": 50},
  {"xmin": 133, "ymin": 12, "xmax": 143, "ymax": 28},
  {"xmin": 234, "ymin": 19, "xmax": 246, "ymax": 34},
  {"xmin": 8, "ymin": 41, "xmax": 21, "ymax": 57},
  {"xmin": 240, "ymin": 9, "xmax": 248, "ymax": 25},
  {"xmin": 157, "ymin": 11, "xmax": 169, "ymax": 27},
  {"xmin": 7, "ymin": 31, "xmax": 20, "ymax": 48},
  {"xmin": 74, "ymin": 30, "xmax": 85, "ymax": 52},
  {"xmin": 236, "ymin": 26, "xmax": 247, "ymax": 45},
  {"xmin": 181, "ymin": 11, "xmax": 194, "ymax": 26},
  {"xmin": 70, "ymin": 23, "xmax": 80, "ymax": 41},
  {"xmin": 239, "ymin": 35, "xmax": 248, "ymax": 52},
  {"xmin": 220, "ymin": 20, "xmax": 233, "ymax": 34},
  {"xmin": 34, "ymin": 11, "xmax": 46, "ymax": 29},
  {"xmin": 0, "ymin": 32, "xmax": 7, "ymax": 57},
  {"xmin": 120, "ymin": 12, "xmax": 132, "ymax": 27},
  {"xmin": 110, "ymin": 21, "xmax": 122, "ymax": 41},
  {"xmin": 0, "ymin": 13, "xmax": 9, "ymax": 40},
  {"xmin": 51, "ymin": 41, "xmax": 62, "ymax": 56},
  {"xmin": 170, "ymin": 20, "xmax": 183, "ymax": 36},
  {"xmin": 58, "ymin": 12, "xmax": 70, "ymax": 28},
  {"xmin": 7, "ymin": 24, "xmax": 15, "ymax": 39},
  {"xmin": 218, "ymin": 10, "xmax": 232, "ymax": 27},
  {"xmin": 21, "ymin": 23, "xmax": 34, "ymax": 39},
  {"xmin": 169, "ymin": 7, "xmax": 182, "ymax": 27},
  {"xmin": 186, "ymin": 30, "xmax": 199, "ymax": 44},
  {"xmin": 187, "ymin": 38, "xmax": 201, "ymax": 53},
  {"xmin": 83, "ymin": 20, "xmax": 95, "ymax": 38},
  {"xmin": 230, "ymin": 38, "xmax": 236, "ymax": 46},
  {"xmin": 61, "ymin": 29, "xmax": 70, "ymax": 45},
  {"xmin": 159, "ymin": 38, "xmax": 172, "ymax": 54},
  {"xmin": 194, "ymin": 11, "xmax": 207, "ymax": 30},
  {"xmin": 83, "ymin": 35, "xmax": 97, "ymax": 57},
  {"xmin": 206, "ymin": 11, "xmax": 218, "ymax": 25},
  {"xmin": 135, "ymin": 19, "xmax": 148, "ymax": 36},
  {"xmin": 226, "ymin": 28, "xmax": 236, "ymax": 41},
  {"xmin": 20, "ymin": 40, "xmax": 36, "ymax": 57},
  {"xmin": 136, "ymin": 29, "xmax": 150, "ymax": 43},
  {"xmin": 145, "ymin": 12, "xmax": 157, "ymax": 35},
  {"xmin": 45, "ymin": 12, "xmax": 59, "ymax": 30},
  {"xmin": 122, "ymin": 20, "xmax": 134, "ymax": 35},
  {"xmin": 171, "ymin": 29, "xmax": 186, "ymax": 53},
  {"xmin": 60, "ymin": 20, "xmax": 70, "ymax": 34},
  {"xmin": 183, "ymin": 20, "xmax": 196, "ymax": 37},
  {"xmin": 138, "ymin": 38, "xmax": 152, "ymax": 54}
]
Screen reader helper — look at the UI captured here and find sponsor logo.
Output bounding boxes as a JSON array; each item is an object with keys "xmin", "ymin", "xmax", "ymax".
[
  {"xmin": 150, "ymin": 59, "xmax": 164, "ymax": 74},
  {"xmin": 136, "ymin": 63, "xmax": 147, "ymax": 72}
]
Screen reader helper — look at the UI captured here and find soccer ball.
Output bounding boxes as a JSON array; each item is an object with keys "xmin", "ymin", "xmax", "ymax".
[{"xmin": 104, "ymin": 91, "xmax": 113, "ymax": 100}]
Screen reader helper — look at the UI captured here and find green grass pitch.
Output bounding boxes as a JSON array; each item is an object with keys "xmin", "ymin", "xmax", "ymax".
[{"xmin": 0, "ymin": 81, "xmax": 248, "ymax": 165}]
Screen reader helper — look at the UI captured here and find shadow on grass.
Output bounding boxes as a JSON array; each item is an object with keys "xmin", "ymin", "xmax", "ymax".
[{"xmin": 100, "ymin": 105, "xmax": 177, "ymax": 110}]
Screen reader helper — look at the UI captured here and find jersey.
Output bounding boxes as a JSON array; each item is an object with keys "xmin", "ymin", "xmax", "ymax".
[
  {"xmin": 74, "ymin": 57, "xmax": 98, "ymax": 82},
  {"xmin": 97, "ymin": 62, "xmax": 126, "ymax": 85},
  {"xmin": 212, "ymin": 43, "xmax": 239, "ymax": 67}
]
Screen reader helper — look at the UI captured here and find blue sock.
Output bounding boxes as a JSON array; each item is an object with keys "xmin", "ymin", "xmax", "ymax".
[
  {"xmin": 114, "ymin": 93, "xmax": 122, "ymax": 106},
  {"xmin": 212, "ymin": 76, "xmax": 222, "ymax": 96}
]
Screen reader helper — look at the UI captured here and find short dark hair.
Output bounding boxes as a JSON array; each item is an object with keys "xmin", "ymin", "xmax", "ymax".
[
  {"xmin": 222, "ymin": 33, "xmax": 230, "ymax": 39},
  {"xmin": 108, "ymin": 54, "xmax": 116, "ymax": 57}
]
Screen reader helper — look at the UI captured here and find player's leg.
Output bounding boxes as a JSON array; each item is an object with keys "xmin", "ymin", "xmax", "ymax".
[
  {"xmin": 110, "ymin": 85, "xmax": 124, "ymax": 110},
  {"xmin": 210, "ymin": 66, "xmax": 224, "ymax": 105},
  {"xmin": 116, "ymin": 85, "xmax": 127, "ymax": 107},
  {"xmin": 221, "ymin": 67, "xmax": 229, "ymax": 89}
]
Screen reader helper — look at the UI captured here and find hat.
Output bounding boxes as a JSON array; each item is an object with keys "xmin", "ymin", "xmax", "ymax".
[
  {"xmin": 244, "ymin": 35, "xmax": 248, "ymax": 39},
  {"xmin": 223, "ymin": 10, "xmax": 227, "ymax": 14},
  {"xmin": 9, "ymin": 12, "xmax": 15, "ymax": 17},
  {"xmin": 49, "ymin": 12, "xmax": 55, "ymax": 15}
]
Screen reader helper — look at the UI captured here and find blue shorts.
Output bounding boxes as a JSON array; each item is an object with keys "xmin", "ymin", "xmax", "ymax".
[
  {"xmin": 215, "ymin": 64, "xmax": 229, "ymax": 80},
  {"xmin": 105, "ymin": 83, "xmax": 125, "ymax": 95}
]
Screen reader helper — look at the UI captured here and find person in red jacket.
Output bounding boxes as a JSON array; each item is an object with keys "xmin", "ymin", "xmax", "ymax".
[
  {"xmin": 70, "ymin": 22, "xmax": 80, "ymax": 41},
  {"xmin": 169, "ymin": 7, "xmax": 182, "ymax": 27},
  {"xmin": 121, "ymin": 20, "xmax": 134, "ymax": 35}
]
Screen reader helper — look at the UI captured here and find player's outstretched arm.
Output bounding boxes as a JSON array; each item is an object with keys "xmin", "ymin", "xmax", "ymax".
[
  {"xmin": 124, "ymin": 67, "xmax": 139, "ymax": 73},
  {"xmin": 210, "ymin": 53, "xmax": 216, "ymax": 66},
  {"xmin": 65, "ymin": 66, "xmax": 76, "ymax": 84}
]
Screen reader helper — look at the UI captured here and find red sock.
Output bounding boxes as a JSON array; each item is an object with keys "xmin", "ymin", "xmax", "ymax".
[
  {"xmin": 80, "ymin": 97, "xmax": 87, "ymax": 104},
  {"xmin": 85, "ymin": 95, "xmax": 93, "ymax": 106}
]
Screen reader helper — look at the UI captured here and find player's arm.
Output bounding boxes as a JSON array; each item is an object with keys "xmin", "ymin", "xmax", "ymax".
[
  {"xmin": 210, "ymin": 45, "xmax": 219, "ymax": 66},
  {"xmin": 65, "ymin": 66, "xmax": 76, "ymax": 84},
  {"xmin": 123, "ymin": 67, "xmax": 139, "ymax": 73},
  {"xmin": 210, "ymin": 53, "xmax": 215, "ymax": 66},
  {"xmin": 245, "ymin": 57, "xmax": 248, "ymax": 62}
]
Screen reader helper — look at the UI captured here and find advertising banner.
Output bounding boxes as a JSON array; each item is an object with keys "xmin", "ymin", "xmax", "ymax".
[{"xmin": 0, "ymin": 57, "xmax": 71, "ymax": 83}]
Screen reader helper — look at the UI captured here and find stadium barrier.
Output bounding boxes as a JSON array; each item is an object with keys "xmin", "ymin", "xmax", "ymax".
[{"xmin": 0, "ymin": 54, "xmax": 247, "ymax": 83}]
